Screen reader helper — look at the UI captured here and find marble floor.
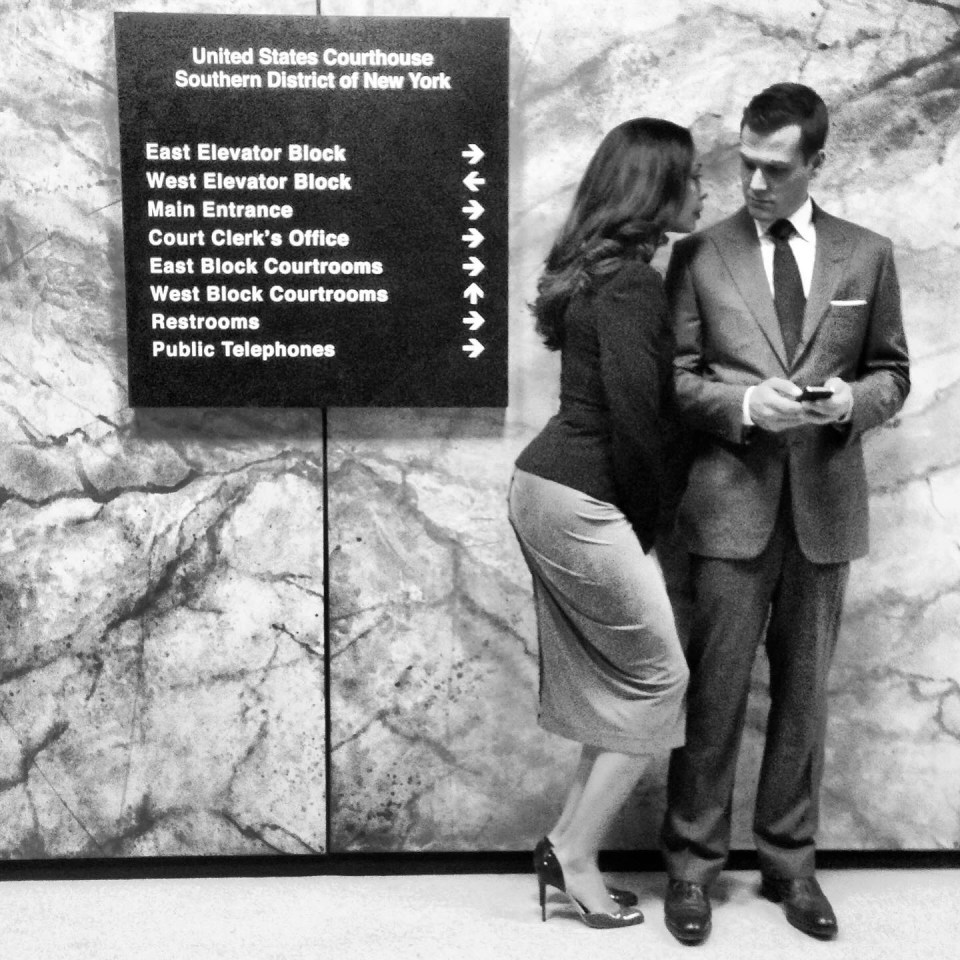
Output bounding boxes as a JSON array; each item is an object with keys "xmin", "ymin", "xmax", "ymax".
[{"xmin": 1, "ymin": 867, "xmax": 957, "ymax": 959}]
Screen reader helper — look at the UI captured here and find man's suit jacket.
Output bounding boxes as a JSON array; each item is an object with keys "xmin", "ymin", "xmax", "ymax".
[{"xmin": 667, "ymin": 204, "xmax": 910, "ymax": 564}]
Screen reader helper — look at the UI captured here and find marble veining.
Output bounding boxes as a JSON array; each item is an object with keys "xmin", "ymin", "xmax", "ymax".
[
  {"xmin": 1, "ymin": 0, "xmax": 328, "ymax": 858},
  {"xmin": 325, "ymin": 0, "xmax": 960, "ymax": 852},
  {"xmin": 1, "ymin": 0, "xmax": 958, "ymax": 858}
]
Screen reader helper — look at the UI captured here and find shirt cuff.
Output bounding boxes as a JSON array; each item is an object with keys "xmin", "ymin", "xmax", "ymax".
[
  {"xmin": 742, "ymin": 386, "xmax": 756, "ymax": 426},
  {"xmin": 834, "ymin": 392, "xmax": 854, "ymax": 427},
  {"xmin": 839, "ymin": 393, "xmax": 854, "ymax": 422}
]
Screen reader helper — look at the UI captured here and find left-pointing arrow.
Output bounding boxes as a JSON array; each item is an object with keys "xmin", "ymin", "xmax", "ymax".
[
  {"xmin": 463, "ymin": 170, "xmax": 486, "ymax": 192},
  {"xmin": 462, "ymin": 338, "xmax": 485, "ymax": 358}
]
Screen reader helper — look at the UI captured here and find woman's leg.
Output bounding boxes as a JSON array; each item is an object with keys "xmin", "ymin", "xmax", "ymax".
[
  {"xmin": 550, "ymin": 746, "xmax": 594, "ymax": 838},
  {"xmin": 509, "ymin": 471, "xmax": 685, "ymax": 915},
  {"xmin": 549, "ymin": 748, "xmax": 653, "ymax": 915}
]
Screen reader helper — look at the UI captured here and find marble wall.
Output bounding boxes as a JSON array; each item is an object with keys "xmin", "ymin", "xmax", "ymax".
[
  {"xmin": 326, "ymin": 0, "xmax": 960, "ymax": 853},
  {"xmin": 0, "ymin": 0, "xmax": 328, "ymax": 858},
  {"xmin": 1, "ymin": 0, "xmax": 958, "ymax": 859}
]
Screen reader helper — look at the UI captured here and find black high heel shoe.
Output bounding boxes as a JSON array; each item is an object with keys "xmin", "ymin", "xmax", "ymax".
[
  {"xmin": 533, "ymin": 837, "xmax": 639, "ymax": 908},
  {"xmin": 533, "ymin": 838, "xmax": 644, "ymax": 928}
]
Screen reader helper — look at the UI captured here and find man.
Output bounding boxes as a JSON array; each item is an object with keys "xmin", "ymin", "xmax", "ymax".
[{"xmin": 660, "ymin": 83, "xmax": 909, "ymax": 944}]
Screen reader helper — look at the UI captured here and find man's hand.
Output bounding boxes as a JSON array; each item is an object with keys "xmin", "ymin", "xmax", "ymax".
[
  {"xmin": 748, "ymin": 378, "xmax": 807, "ymax": 432},
  {"xmin": 800, "ymin": 376, "xmax": 854, "ymax": 425},
  {"xmin": 748, "ymin": 377, "xmax": 855, "ymax": 432}
]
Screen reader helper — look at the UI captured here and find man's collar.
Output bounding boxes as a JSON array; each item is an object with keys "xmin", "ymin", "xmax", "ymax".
[{"xmin": 754, "ymin": 196, "xmax": 815, "ymax": 241}]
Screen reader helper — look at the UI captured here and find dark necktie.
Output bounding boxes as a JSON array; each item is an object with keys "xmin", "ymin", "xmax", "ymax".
[{"xmin": 769, "ymin": 218, "xmax": 805, "ymax": 361}]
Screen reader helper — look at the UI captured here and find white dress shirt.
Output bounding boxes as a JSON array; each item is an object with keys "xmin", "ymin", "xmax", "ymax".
[
  {"xmin": 743, "ymin": 196, "xmax": 818, "ymax": 425},
  {"xmin": 756, "ymin": 195, "xmax": 816, "ymax": 298}
]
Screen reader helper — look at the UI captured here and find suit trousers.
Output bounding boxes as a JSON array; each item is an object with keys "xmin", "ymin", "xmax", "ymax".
[{"xmin": 661, "ymin": 488, "xmax": 849, "ymax": 882}]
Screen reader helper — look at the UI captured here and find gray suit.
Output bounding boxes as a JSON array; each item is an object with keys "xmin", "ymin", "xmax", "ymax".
[{"xmin": 661, "ymin": 204, "xmax": 909, "ymax": 881}]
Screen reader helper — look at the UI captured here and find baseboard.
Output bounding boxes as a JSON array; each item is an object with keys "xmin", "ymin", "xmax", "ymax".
[{"xmin": 1, "ymin": 848, "xmax": 957, "ymax": 882}]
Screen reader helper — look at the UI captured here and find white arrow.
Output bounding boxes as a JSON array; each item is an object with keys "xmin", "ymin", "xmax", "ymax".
[
  {"xmin": 462, "ymin": 338, "xmax": 485, "ymax": 358},
  {"xmin": 462, "ymin": 311, "xmax": 485, "ymax": 331},
  {"xmin": 461, "ymin": 227, "xmax": 484, "ymax": 248},
  {"xmin": 463, "ymin": 170, "xmax": 486, "ymax": 192},
  {"xmin": 463, "ymin": 283, "xmax": 484, "ymax": 305},
  {"xmin": 461, "ymin": 256, "xmax": 485, "ymax": 277},
  {"xmin": 462, "ymin": 199, "xmax": 485, "ymax": 220},
  {"xmin": 461, "ymin": 143, "xmax": 485, "ymax": 165}
]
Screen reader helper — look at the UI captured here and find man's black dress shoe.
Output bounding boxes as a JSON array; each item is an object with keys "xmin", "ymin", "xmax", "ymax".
[
  {"xmin": 664, "ymin": 879, "xmax": 711, "ymax": 945},
  {"xmin": 760, "ymin": 875, "xmax": 838, "ymax": 940}
]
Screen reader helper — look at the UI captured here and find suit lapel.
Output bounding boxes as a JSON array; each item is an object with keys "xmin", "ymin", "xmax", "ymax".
[
  {"xmin": 714, "ymin": 208, "xmax": 790, "ymax": 370},
  {"xmin": 794, "ymin": 205, "xmax": 851, "ymax": 364}
]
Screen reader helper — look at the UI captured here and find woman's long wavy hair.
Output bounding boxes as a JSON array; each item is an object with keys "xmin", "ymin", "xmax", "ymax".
[{"xmin": 533, "ymin": 118, "xmax": 695, "ymax": 350}]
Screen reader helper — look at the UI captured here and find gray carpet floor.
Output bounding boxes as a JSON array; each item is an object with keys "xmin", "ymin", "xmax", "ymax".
[{"xmin": 3, "ymin": 868, "xmax": 957, "ymax": 959}]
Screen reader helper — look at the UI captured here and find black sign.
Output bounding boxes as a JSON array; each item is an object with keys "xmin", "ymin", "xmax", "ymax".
[{"xmin": 115, "ymin": 13, "xmax": 509, "ymax": 407}]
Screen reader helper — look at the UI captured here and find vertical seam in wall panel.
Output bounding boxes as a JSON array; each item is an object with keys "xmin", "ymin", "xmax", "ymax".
[
  {"xmin": 317, "ymin": 0, "xmax": 328, "ymax": 858},
  {"xmin": 322, "ymin": 405, "xmax": 332, "ymax": 855}
]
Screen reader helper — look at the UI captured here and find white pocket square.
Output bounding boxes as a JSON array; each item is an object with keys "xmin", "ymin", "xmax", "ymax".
[{"xmin": 830, "ymin": 299, "xmax": 867, "ymax": 306}]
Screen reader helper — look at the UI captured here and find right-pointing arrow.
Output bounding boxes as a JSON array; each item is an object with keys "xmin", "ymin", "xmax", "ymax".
[
  {"xmin": 462, "ymin": 199, "xmax": 485, "ymax": 220},
  {"xmin": 462, "ymin": 311, "xmax": 485, "ymax": 331},
  {"xmin": 461, "ymin": 143, "xmax": 485, "ymax": 165},
  {"xmin": 462, "ymin": 338, "xmax": 484, "ymax": 358},
  {"xmin": 461, "ymin": 256, "xmax": 485, "ymax": 277}
]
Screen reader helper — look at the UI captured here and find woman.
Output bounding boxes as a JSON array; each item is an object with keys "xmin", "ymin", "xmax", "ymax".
[{"xmin": 509, "ymin": 118, "xmax": 703, "ymax": 929}]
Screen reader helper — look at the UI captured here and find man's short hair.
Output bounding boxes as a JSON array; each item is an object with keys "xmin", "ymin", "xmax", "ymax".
[{"xmin": 741, "ymin": 83, "xmax": 829, "ymax": 160}]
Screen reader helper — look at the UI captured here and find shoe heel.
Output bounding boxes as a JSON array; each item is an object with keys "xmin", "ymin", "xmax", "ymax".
[
  {"xmin": 760, "ymin": 878, "xmax": 782, "ymax": 903},
  {"xmin": 534, "ymin": 837, "xmax": 561, "ymax": 922}
]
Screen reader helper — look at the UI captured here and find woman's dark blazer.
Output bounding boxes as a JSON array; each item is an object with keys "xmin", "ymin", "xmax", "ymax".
[{"xmin": 515, "ymin": 259, "xmax": 677, "ymax": 552}]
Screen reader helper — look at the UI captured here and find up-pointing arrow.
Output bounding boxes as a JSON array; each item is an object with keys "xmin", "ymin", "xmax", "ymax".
[
  {"xmin": 462, "ymin": 311, "xmax": 485, "ymax": 331},
  {"xmin": 461, "ymin": 256, "xmax": 485, "ymax": 277},
  {"xmin": 461, "ymin": 227, "xmax": 484, "ymax": 248},
  {"xmin": 461, "ymin": 143, "xmax": 485, "ymax": 165},
  {"xmin": 463, "ymin": 170, "xmax": 486, "ymax": 192},
  {"xmin": 462, "ymin": 199, "xmax": 485, "ymax": 221},
  {"xmin": 463, "ymin": 283, "xmax": 484, "ymax": 305},
  {"xmin": 462, "ymin": 338, "xmax": 485, "ymax": 358}
]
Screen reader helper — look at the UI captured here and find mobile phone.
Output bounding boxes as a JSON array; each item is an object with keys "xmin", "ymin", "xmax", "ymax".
[{"xmin": 799, "ymin": 385, "xmax": 835, "ymax": 402}]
